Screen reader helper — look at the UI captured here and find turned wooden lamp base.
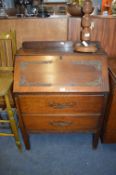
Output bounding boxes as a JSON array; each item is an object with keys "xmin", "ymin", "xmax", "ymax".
[
  {"xmin": 74, "ymin": 41, "xmax": 97, "ymax": 53},
  {"xmin": 74, "ymin": 0, "xmax": 97, "ymax": 53}
]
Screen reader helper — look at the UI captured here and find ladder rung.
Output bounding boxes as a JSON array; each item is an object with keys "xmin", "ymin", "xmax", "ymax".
[
  {"xmin": 0, "ymin": 133, "xmax": 14, "ymax": 136},
  {"xmin": 0, "ymin": 120, "xmax": 10, "ymax": 123}
]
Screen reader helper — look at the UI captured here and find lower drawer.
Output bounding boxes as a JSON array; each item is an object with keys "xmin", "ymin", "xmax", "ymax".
[{"xmin": 22, "ymin": 115, "xmax": 100, "ymax": 132}]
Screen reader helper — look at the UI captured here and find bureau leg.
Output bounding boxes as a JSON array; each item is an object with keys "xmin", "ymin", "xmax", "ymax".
[
  {"xmin": 92, "ymin": 132, "xmax": 100, "ymax": 149},
  {"xmin": 20, "ymin": 126, "xmax": 30, "ymax": 150}
]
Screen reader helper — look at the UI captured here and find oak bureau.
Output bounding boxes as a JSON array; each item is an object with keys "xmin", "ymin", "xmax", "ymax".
[{"xmin": 13, "ymin": 41, "xmax": 109, "ymax": 150}]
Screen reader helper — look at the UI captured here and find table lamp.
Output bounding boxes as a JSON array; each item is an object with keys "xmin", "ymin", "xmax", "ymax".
[{"xmin": 74, "ymin": 0, "xmax": 97, "ymax": 53}]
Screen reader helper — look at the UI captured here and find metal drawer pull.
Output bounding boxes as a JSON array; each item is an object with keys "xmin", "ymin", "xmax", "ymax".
[
  {"xmin": 49, "ymin": 121, "xmax": 72, "ymax": 127},
  {"xmin": 48, "ymin": 102, "xmax": 76, "ymax": 109}
]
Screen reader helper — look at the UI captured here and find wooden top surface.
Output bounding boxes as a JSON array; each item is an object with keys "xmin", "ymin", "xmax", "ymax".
[{"xmin": 16, "ymin": 41, "xmax": 106, "ymax": 56}]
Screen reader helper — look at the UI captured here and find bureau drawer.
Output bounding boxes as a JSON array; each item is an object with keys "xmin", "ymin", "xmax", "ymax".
[
  {"xmin": 22, "ymin": 115, "xmax": 100, "ymax": 132},
  {"xmin": 18, "ymin": 95, "xmax": 104, "ymax": 114}
]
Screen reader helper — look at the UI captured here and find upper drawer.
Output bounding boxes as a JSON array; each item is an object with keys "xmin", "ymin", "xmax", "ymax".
[{"xmin": 18, "ymin": 95, "xmax": 104, "ymax": 114}]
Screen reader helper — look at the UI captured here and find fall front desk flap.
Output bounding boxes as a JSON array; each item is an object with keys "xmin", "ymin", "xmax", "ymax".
[{"xmin": 13, "ymin": 55, "xmax": 109, "ymax": 93}]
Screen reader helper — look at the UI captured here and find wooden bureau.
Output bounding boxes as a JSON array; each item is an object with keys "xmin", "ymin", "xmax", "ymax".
[{"xmin": 13, "ymin": 41, "xmax": 109, "ymax": 150}]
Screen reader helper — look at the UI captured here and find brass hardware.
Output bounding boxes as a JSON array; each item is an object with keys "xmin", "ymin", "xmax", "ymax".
[
  {"xmin": 49, "ymin": 121, "xmax": 72, "ymax": 127},
  {"xmin": 48, "ymin": 102, "xmax": 76, "ymax": 109}
]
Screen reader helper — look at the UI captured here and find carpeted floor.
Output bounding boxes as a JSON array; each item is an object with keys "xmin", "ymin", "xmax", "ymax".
[
  {"xmin": 0, "ymin": 111, "xmax": 116, "ymax": 175},
  {"xmin": 0, "ymin": 132, "xmax": 116, "ymax": 175}
]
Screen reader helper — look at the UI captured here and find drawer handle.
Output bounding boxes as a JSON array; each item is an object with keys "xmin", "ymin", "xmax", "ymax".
[
  {"xmin": 48, "ymin": 102, "xmax": 76, "ymax": 109},
  {"xmin": 49, "ymin": 121, "xmax": 72, "ymax": 127}
]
